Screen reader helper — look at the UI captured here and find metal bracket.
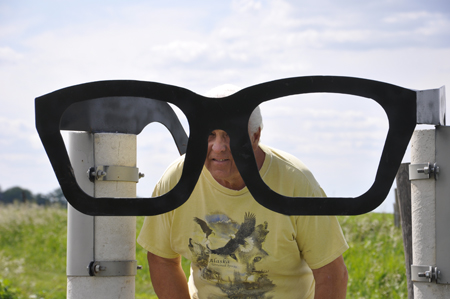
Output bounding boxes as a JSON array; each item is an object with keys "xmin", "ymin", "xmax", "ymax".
[
  {"xmin": 412, "ymin": 265, "xmax": 440, "ymax": 283},
  {"xmin": 87, "ymin": 260, "xmax": 140, "ymax": 277},
  {"xmin": 409, "ymin": 163, "xmax": 439, "ymax": 180},
  {"xmin": 87, "ymin": 165, "xmax": 144, "ymax": 183}
]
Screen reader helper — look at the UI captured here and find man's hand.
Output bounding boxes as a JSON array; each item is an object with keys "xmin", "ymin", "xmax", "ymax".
[
  {"xmin": 147, "ymin": 251, "xmax": 191, "ymax": 299},
  {"xmin": 312, "ymin": 255, "xmax": 348, "ymax": 299}
]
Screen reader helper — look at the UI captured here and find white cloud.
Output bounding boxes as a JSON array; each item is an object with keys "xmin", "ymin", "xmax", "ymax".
[
  {"xmin": 381, "ymin": 10, "xmax": 450, "ymax": 43},
  {"xmin": 151, "ymin": 41, "xmax": 209, "ymax": 63},
  {"xmin": 0, "ymin": 117, "xmax": 37, "ymax": 148},
  {"xmin": 232, "ymin": 0, "xmax": 263, "ymax": 13},
  {"xmin": 0, "ymin": 46, "xmax": 23, "ymax": 64},
  {"xmin": 383, "ymin": 11, "xmax": 437, "ymax": 24}
]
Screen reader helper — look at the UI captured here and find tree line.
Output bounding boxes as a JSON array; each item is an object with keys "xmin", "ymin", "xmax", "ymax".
[{"xmin": 0, "ymin": 186, "xmax": 67, "ymax": 207}]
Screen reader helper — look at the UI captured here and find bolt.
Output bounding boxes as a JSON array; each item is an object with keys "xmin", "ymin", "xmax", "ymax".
[
  {"xmin": 418, "ymin": 166, "xmax": 430, "ymax": 174},
  {"xmin": 94, "ymin": 264, "xmax": 106, "ymax": 273},
  {"xmin": 139, "ymin": 172, "xmax": 145, "ymax": 179},
  {"xmin": 97, "ymin": 170, "xmax": 106, "ymax": 179},
  {"xmin": 418, "ymin": 271, "xmax": 431, "ymax": 278}
]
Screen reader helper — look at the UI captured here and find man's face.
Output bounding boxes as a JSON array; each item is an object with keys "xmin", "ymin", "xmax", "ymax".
[{"xmin": 205, "ymin": 129, "xmax": 260, "ymax": 190}]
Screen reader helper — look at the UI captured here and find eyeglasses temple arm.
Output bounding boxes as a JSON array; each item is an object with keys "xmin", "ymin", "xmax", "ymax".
[{"xmin": 416, "ymin": 86, "xmax": 446, "ymax": 126}]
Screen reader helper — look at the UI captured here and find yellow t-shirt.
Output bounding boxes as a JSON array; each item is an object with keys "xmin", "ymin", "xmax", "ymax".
[{"xmin": 138, "ymin": 144, "xmax": 348, "ymax": 299}]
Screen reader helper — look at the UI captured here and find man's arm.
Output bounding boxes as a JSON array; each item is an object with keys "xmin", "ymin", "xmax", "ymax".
[
  {"xmin": 147, "ymin": 251, "xmax": 191, "ymax": 299},
  {"xmin": 311, "ymin": 255, "xmax": 348, "ymax": 299}
]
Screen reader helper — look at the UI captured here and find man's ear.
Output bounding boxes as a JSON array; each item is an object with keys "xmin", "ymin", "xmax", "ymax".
[{"xmin": 251, "ymin": 127, "xmax": 262, "ymax": 146}]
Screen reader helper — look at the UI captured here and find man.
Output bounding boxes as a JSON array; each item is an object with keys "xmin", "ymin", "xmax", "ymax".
[{"xmin": 138, "ymin": 84, "xmax": 348, "ymax": 299}]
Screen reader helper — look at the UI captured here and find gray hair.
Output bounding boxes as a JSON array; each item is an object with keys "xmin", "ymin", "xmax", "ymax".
[{"xmin": 204, "ymin": 84, "xmax": 263, "ymax": 134}]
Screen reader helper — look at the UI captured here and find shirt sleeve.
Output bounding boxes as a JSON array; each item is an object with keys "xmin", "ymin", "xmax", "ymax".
[
  {"xmin": 293, "ymin": 173, "xmax": 348, "ymax": 270},
  {"xmin": 296, "ymin": 215, "xmax": 349, "ymax": 270},
  {"xmin": 137, "ymin": 210, "xmax": 180, "ymax": 259}
]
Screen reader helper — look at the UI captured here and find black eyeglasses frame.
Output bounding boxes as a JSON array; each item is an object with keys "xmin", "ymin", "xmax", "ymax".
[{"xmin": 35, "ymin": 76, "xmax": 420, "ymax": 216}]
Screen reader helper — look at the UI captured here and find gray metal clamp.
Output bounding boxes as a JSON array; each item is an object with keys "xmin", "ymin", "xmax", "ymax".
[{"xmin": 87, "ymin": 260, "xmax": 141, "ymax": 277}]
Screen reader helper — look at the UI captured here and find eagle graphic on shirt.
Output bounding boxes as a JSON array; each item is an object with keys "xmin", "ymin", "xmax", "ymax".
[{"xmin": 188, "ymin": 212, "xmax": 275, "ymax": 298}]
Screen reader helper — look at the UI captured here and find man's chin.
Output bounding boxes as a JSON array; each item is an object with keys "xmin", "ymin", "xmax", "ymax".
[{"xmin": 210, "ymin": 171, "xmax": 230, "ymax": 182}]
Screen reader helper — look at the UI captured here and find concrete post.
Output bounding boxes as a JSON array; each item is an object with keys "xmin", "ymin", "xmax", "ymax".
[
  {"xmin": 67, "ymin": 132, "xmax": 136, "ymax": 299},
  {"xmin": 411, "ymin": 129, "xmax": 447, "ymax": 298}
]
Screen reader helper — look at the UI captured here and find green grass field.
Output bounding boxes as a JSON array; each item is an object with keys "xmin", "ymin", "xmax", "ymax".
[{"xmin": 0, "ymin": 204, "xmax": 407, "ymax": 298}]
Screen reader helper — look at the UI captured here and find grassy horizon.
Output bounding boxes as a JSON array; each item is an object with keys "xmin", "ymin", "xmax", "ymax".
[{"xmin": 0, "ymin": 204, "xmax": 407, "ymax": 298}]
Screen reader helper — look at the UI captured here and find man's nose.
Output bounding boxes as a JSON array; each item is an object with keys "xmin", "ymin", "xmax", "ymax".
[{"xmin": 212, "ymin": 136, "xmax": 228, "ymax": 152}]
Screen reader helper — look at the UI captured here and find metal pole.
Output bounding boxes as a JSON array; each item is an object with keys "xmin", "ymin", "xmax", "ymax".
[
  {"xmin": 411, "ymin": 129, "xmax": 447, "ymax": 298},
  {"xmin": 67, "ymin": 132, "xmax": 136, "ymax": 299}
]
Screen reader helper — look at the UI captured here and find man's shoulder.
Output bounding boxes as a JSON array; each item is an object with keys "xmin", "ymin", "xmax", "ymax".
[
  {"xmin": 261, "ymin": 144, "xmax": 311, "ymax": 173},
  {"xmin": 155, "ymin": 155, "xmax": 185, "ymax": 191},
  {"xmin": 164, "ymin": 155, "xmax": 185, "ymax": 174},
  {"xmin": 260, "ymin": 144, "xmax": 325, "ymax": 196}
]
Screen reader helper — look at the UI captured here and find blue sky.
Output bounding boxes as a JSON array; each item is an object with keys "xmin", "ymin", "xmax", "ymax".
[{"xmin": 1, "ymin": 0, "xmax": 449, "ymax": 212}]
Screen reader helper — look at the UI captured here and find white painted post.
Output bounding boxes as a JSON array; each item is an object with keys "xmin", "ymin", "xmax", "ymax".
[
  {"xmin": 411, "ymin": 129, "xmax": 448, "ymax": 298},
  {"xmin": 67, "ymin": 132, "xmax": 136, "ymax": 299}
]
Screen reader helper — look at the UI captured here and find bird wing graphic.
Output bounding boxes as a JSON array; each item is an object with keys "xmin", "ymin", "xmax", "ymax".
[
  {"xmin": 207, "ymin": 212, "xmax": 256, "ymax": 256},
  {"xmin": 235, "ymin": 212, "xmax": 256, "ymax": 240},
  {"xmin": 209, "ymin": 239, "xmax": 239, "ymax": 256},
  {"xmin": 194, "ymin": 217, "xmax": 213, "ymax": 238}
]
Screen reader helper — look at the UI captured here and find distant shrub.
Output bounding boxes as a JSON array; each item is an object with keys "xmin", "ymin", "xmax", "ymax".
[{"xmin": 0, "ymin": 186, "xmax": 67, "ymax": 207}]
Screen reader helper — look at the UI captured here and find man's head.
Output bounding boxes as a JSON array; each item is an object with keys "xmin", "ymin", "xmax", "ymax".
[
  {"xmin": 204, "ymin": 84, "xmax": 264, "ymax": 136},
  {"xmin": 204, "ymin": 84, "xmax": 265, "ymax": 190}
]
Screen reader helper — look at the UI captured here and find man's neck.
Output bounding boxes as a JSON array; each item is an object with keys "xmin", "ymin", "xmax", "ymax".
[{"xmin": 254, "ymin": 145, "xmax": 266, "ymax": 171}]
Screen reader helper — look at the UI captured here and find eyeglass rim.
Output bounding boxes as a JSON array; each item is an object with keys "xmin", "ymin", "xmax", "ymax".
[{"xmin": 35, "ymin": 76, "xmax": 418, "ymax": 216}]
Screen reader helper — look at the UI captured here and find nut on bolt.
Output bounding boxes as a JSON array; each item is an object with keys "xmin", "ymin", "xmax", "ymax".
[
  {"xmin": 97, "ymin": 170, "xmax": 106, "ymax": 179},
  {"xmin": 94, "ymin": 264, "xmax": 106, "ymax": 273},
  {"xmin": 87, "ymin": 167, "xmax": 107, "ymax": 182}
]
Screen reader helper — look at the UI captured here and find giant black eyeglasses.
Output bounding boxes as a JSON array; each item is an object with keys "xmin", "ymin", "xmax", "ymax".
[{"xmin": 35, "ymin": 76, "xmax": 445, "ymax": 216}]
